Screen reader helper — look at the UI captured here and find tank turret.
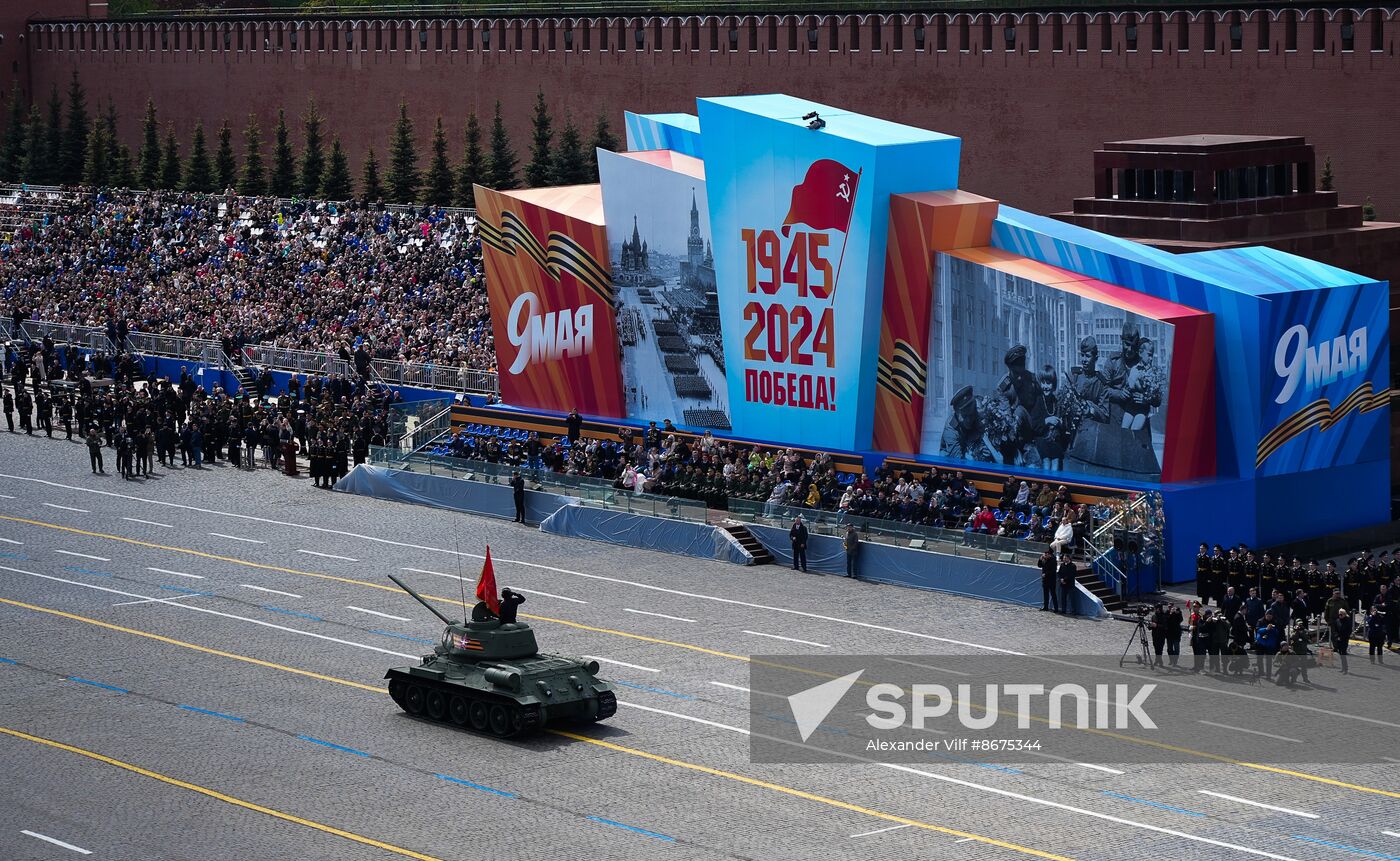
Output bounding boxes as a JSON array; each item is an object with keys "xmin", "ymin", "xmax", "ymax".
[{"xmin": 383, "ymin": 573, "xmax": 615, "ymax": 737}]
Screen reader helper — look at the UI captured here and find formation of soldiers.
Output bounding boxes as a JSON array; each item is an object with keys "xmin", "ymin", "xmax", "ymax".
[{"xmin": 1195, "ymin": 543, "xmax": 1398, "ymax": 618}]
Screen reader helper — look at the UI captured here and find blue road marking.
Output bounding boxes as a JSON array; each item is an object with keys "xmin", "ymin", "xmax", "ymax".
[
  {"xmin": 262, "ymin": 605, "xmax": 323, "ymax": 622},
  {"xmin": 371, "ymin": 629, "xmax": 434, "ymax": 644},
  {"xmin": 927, "ymin": 751, "xmax": 1021, "ymax": 774},
  {"xmin": 757, "ymin": 711, "xmax": 850, "ymax": 736},
  {"xmin": 612, "ymin": 680, "xmax": 692, "ymax": 700},
  {"xmin": 434, "ymin": 774, "xmax": 516, "ymax": 798},
  {"xmin": 1291, "ymin": 836, "xmax": 1400, "ymax": 860},
  {"xmin": 67, "ymin": 677, "xmax": 129, "ymax": 694},
  {"xmin": 0, "ymin": 657, "xmax": 15, "ymax": 664},
  {"xmin": 1102, "ymin": 791, "xmax": 1204, "ymax": 817},
  {"xmin": 177, "ymin": 705, "xmax": 245, "ymax": 722},
  {"xmin": 298, "ymin": 735, "xmax": 370, "ymax": 757},
  {"xmin": 0, "ymin": 552, "xmax": 27, "ymax": 560},
  {"xmin": 62, "ymin": 565, "xmax": 112, "ymax": 578},
  {"xmin": 586, "ymin": 816, "xmax": 675, "ymax": 842},
  {"xmin": 158, "ymin": 585, "xmax": 208, "ymax": 596}
]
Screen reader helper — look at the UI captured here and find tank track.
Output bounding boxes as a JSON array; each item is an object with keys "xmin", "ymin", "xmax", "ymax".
[{"xmin": 386, "ymin": 672, "xmax": 613, "ymax": 737}]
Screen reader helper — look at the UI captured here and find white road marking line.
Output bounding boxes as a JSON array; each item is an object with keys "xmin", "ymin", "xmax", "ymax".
[
  {"xmin": 884, "ymin": 657, "xmax": 972, "ymax": 676},
  {"xmin": 53, "ymin": 550, "xmax": 110, "ymax": 562},
  {"xmin": 850, "ymin": 824, "xmax": 912, "ymax": 838},
  {"xmin": 122, "ymin": 517, "xmax": 173, "ymax": 528},
  {"xmin": 209, "ymin": 532, "xmax": 264, "ymax": 544},
  {"xmin": 240, "ymin": 584, "xmax": 303, "ymax": 599},
  {"xmin": 0, "ymin": 477, "xmax": 1030, "ymax": 658},
  {"xmin": 0, "ymin": 537, "xmax": 21, "ymax": 545},
  {"xmin": 1383, "ymin": 830, "xmax": 1400, "ymax": 838},
  {"xmin": 709, "ymin": 681, "xmax": 751, "ymax": 692},
  {"xmin": 147, "ymin": 567, "xmax": 204, "ymax": 580},
  {"xmin": 1197, "ymin": 791, "xmax": 1318, "ymax": 819},
  {"xmin": 584, "ymin": 655, "xmax": 659, "ymax": 673},
  {"xmin": 743, "ymin": 630, "xmax": 829, "ymax": 648},
  {"xmin": 0, "ymin": 493, "xmax": 15, "ymax": 498},
  {"xmin": 296, "ymin": 549, "xmax": 358, "ymax": 562},
  {"xmin": 1381, "ymin": 757, "xmax": 1400, "ymax": 764},
  {"xmin": 617, "ymin": 701, "xmax": 746, "ymax": 734},
  {"xmin": 346, "ymin": 606, "xmax": 412, "ymax": 622},
  {"xmin": 20, "ymin": 831, "xmax": 91, "ymax": 855},
  {"xmin": 1197, "ymin": 720, "xmax": 1302, "ymax": 744},
  {"xmin": 0, "ymin": 566, "xmax": 417, "ymax": 659},
  {"xmin": 1075, "ymin": 763, "xmax": 1127, "ymax": 775},
  {"xmin": 955, "ymin": 837, "xmax": 977, "ymax": 842},
  {"xmin": 41, "ymin": 503, "xmax": 88, "ymax": 513},
  {"xmin": 624, "ymin": 608, "xmax": 696, "ymax": 623},
  {"xmin": 401, "ymin": 566, "xmax": 455, "ymax": 578},
  {"xmin": 513, "ymin": 587, "xmax": 586, "ymax": 604},
  {"xmin": 113, "ymin": 594, "xmax": 205, "ymax": 607}
]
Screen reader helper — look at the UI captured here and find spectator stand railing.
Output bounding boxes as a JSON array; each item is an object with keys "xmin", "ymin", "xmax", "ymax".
[
  {"xmin": 372, "ymin": 358, "xmax": 499, "ymax": 397},
  {"xmin": 368, "ymin": 446, "xmax": 622, "ymax": 505},
  {"xmin": 389, "ymin": 397, "xmax": 455, "ymax": 451},
  {"xmin": 243, "ymin": 343, "xmax": 357, "ymax": 379},
  {"xmin": 727, "ymin": 498, "xmax": 1050, "ymax": 565}
]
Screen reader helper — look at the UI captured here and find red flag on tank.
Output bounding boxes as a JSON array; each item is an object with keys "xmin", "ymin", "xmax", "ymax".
[
  {"xmin": 475, "ymin": 546, "xmax": 501, "ymax": 615},
  {"xmin": 780, "ymin": 158, "xmax": 861, "ymax": 237}
]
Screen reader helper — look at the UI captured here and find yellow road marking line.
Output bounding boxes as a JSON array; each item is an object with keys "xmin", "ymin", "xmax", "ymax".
[
  {"xmin": 0, "ymin": 597, "xmax": 381, "ymax": 693},
  {"xmin": 6, "ymin": 514, "xmax": 1399, "ymax": 801},
  {"xmin": 548, "ymin": 729, "xmax": 1072, "ymax": 860},
  {"xmin": 0, "ymin": 514, "xmax": 750, "ymax": 661},
  {"xmin": 0, "ymin": 725, "xmax": 444, "ymax": 861},
  {"xmin": 0, "ymin": 595, "xmax": 1069, "ymax": 860}
]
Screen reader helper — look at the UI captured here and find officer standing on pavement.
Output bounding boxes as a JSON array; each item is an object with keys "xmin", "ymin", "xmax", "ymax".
[
  {"xmin": 790, "ymin": 515, "xmax": 809, "ymax": 572},
  {"xmin": 843, "ymin": 523, "xmax": 860, "ymax": 579},
  {"xmin": 511, "ymin": 470, "xmax": 526, "ymax": 523}
]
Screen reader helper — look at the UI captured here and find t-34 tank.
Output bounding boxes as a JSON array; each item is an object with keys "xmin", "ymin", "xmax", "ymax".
[{"xmin": 383, "ymin": 573, "xmax": 616, "ymax": 737}]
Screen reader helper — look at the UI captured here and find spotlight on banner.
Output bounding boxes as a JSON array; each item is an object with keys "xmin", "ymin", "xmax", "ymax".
[{"xmin": 802, "ymin": 111, "xmax": 825, "ymax": 131}]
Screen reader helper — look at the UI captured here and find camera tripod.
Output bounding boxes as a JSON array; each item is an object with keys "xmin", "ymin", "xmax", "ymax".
[{"xmin": 1119, "ymin": 614, "xmax": 1153, "ymax": 667}]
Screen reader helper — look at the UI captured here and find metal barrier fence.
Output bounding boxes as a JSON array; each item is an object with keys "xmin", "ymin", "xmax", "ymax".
[{"xmin": 727, "ymin": 498, "xmax": 1049, "ymax": 564}]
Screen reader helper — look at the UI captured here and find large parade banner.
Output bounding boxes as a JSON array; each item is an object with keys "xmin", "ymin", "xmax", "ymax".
[
  {"xmin": 697, "ymin": 95, "xmax": 960, "ymax": 450},
  {"xmin": 1259, "ymin": 281, "xmax": 1390, "ymax": 476},
  {"xmin": 474, "ymin": 184, "xmax": 625, "ymax": 416},
  {"xmin": 597, "ymin": 149, "xmax": 730, "ymax": 430}
]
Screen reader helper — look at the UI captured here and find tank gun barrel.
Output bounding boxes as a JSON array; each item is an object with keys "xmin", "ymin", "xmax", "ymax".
[{"xmin": 387, "ymin": 573, "xmax": 457, "ymax": 625}]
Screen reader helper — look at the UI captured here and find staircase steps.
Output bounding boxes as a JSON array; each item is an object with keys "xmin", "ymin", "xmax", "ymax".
[
  {"xmin": 722, "ymin": 523, "xmax": 774, "ymax": 565},
  {"xmin": 1076, "ymin": 564, "xmax": 1125, "ymax": 611}
]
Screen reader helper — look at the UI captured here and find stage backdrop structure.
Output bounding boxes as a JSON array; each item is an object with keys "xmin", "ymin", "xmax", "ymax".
[{"xmin": 475, "ymin": 94, "xmax": 1390, "ymax": 584}]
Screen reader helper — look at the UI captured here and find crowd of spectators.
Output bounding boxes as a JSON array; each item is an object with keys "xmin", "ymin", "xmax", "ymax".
[
  {"xmin": 1, "ymin": 187, "xmax": 494, "ymax": 371},
  {"xmin": 433, "ymin": 418, "xmax": 1110, "ymax": 549},
  {"xmin": 4, "ymin": 336, "xmax": 400, "ymax": 487}
]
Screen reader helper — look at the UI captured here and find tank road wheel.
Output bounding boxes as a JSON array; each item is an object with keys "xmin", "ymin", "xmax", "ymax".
[
  {"xmin": 488, "ymin": 703, "xmax": 513, "ymax": 737},
  {"xmin": 449, "ymin": 695, "xmax": 471, "ymax": 727},
  {"xmin": 468, "ymin": 700, "xmax": 490, "ymax": 732},
  {"xmin": 426, "ymin": 689, "xmax": 448, "ymax": 722},
  {"xmin": 387, "ymin": 678, "xmax": 408, "ymax": 709},
  {"xmin": 404, "ymin": 685, "xmax": 426, "ymax": 716}
]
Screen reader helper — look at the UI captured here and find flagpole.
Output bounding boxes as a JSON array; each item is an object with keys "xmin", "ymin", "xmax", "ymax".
[{"xmin": 828, "ymin": 167, "xmax": 862, "ymax": 308}]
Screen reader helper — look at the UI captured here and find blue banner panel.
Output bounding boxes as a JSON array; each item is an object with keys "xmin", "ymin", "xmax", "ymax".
[
  {"xmin": 624, "ymin": 112, "xmax": 703, "ymax": 157},
  {"xmin": 1258, "ymin": 282, "xmax": 1391, "ymax": 476},
  {"xmin": 698, "ymin": 95, "xmax": 960, "ymax": 451}
]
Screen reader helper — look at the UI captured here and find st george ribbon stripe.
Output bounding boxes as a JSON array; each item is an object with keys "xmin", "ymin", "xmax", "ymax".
[
  {"xmin": 1256, "ymin": 381, "xmax": 1390, "ymax": 467},
  {"xmin": 489, "ymin": 210, "xmax": 614, "ymax": 305}
]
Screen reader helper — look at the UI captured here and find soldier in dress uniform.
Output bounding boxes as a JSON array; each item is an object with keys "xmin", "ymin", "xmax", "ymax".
[
  {"xmin": 1196, "ymin": 543, "xmax": 1212, "ymax": 605},
  {"xmin": 1228, "ymin": 550, "xmax": 1248, "ymax": 601},
  {"xmin": 1361, "ymin": 556, "xmax": 1381, "ymax": 613},
  {"xmin": 1258, "ymin": 552, "xmax": 1277, "ymax": 603},
  {"xmin": 1344, "ymin": 559, "xmax": 1363, "ymax": 615},
  {"xmin": 1306, "ymin": 560, "xmax": 1327, "ymax": 623},
  {"xmin": 1209, "ymin": 546, "xmax": 1229, "ymax": 607},
  {"xmin": 1275, "ymin": 554, "xmax": 1294, "ymax": 598},
  {"xmin": 310, "ymin": 435, "xmax": 326, "ymax": 488},
  {"xmin": 1237, "ymin": 551, "xmax": 1258, "ymax": 600},
  {"xmin": 1323, "ymin": 560, "xmax": 1341, "ymax": 612}
]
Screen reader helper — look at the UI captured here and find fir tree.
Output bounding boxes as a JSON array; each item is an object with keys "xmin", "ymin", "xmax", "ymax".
[
  {"xmin": 81, "ymin": 122, "xmax": 109, "ymax": 186},
  {"xmin": 18, "ymin": 104, "xmax": 45, "ymax": 183},
  {"xmin": 424, "ymin": 116, "xmax": 453, "ymax": 206},
  {"xmin": 269, "ymin": 108, "xmax": 296, "ymax": 197},
  {"xmin": 43, "ymin": 86, "xmax": 63, "ymax": 186},
  {"xmin": 111, "ymin": 142, "xmax": 136, "ymax": 188},
  {"xmin": 487, "ymin": 101, "xmax": 518, "ymax": 191},
  {"xmin": 587, "ymin": 110, "xmax": 618, "ymax": 182},
  {"xmin": 1363, "ymin": 196, "xmax": 1377, "ymax": 221},
  {"xmin": 386, "ymin": 102, "xmax": 419, "ymax": 203},
  {"xmin": 159, "ymin": 123, "xmax": 182, "ymax": 190},
  {"xmin": 0, "ymin": 85, "xmax": 27, "ymax": 182},
  {"xmin": 454, "ymin": 112, "xmax": 486, "ymax": 207},
  {"xmin": 184, "ymin": 121, "xmax": 214, "ymax": 193},
  {"xmin": 1320, "ymin": 156, "xmax": 1335, "ymax": 192},
  {"xmin": 137, "ymin": 99, "xmax": 161, "ymax": 189},
  {"xmin": 551, "ymin": 114, "xmax": 588, "ymax": 186},
  {"xmin": 361, "ymin": 146, "xmax": 384, "ymax": 201},
  {"xmin": 214, "ymin": 120, "xmax": 236, "ymax": 191},
  {"xmin": 524, "ymin": 90, "xmax": 553, "ymax": 188},
  {"xmin": 238, "ymin": 114, "xmax": 266, "ymax": 196},
  {"xmin": 298, "ymin": 98, "xmax": 325, "ymax": 198},
  {"xmin": 101, "ymin": 100, "xmax": 121, "ymax": 176},
  {"xmin": 60, "ymin": 72, "xmax": 90, "ymax": 184},
  {"xmin": 321, "ymin": 137, "xmax": 352, "ymax": 200}
]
